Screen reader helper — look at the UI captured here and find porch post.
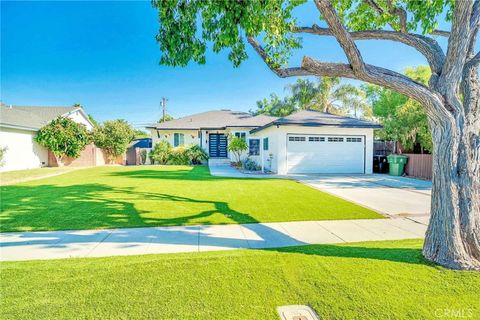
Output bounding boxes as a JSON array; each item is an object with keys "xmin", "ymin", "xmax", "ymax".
[{"xmin": 260, "ymin": 137, "xmax": 264, "ymax": 173}]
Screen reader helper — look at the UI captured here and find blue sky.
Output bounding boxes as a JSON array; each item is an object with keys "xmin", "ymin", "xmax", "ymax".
[{"xmin": 1, "ymin": 1, "xmax": 450, "ymax": 128}]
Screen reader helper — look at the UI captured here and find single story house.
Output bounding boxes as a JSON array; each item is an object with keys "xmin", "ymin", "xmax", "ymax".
[
  {"xmin": 147, "ymin": 109, "xmax": 381, "ymax": 174},
  {"xmin": 0, "ymin": 104, "xmax": 94, "ymax": 172}
]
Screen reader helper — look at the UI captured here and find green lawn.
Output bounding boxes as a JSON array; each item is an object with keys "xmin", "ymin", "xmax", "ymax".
[
  {"xmin": 0, "ymin": 165, "xmax": 382, "ymax": 232},
  {"xmin": 1, "ymin": 239, "xmax": 479, "ymax": 319},
  {"xmin": 0, "ymin": 167, "xmax": 76, "ymax": 186}
]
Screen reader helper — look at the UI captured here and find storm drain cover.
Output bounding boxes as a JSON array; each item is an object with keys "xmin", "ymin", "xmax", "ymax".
[{"xmin": 277, "ymin": 305, "xmax": 320, "ymax": 320}]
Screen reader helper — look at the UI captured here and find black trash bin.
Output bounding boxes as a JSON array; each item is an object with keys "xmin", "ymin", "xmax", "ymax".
[
  {"xmin": 378, "ymin": 155, "xmax": 389, "ymax": 173},
  {"xmin": 373, "ymin": 155, "xmax": 389, "ymax": 173}
]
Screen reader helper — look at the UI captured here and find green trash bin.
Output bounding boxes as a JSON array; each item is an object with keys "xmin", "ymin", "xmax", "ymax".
[{"xmin": 387, "ymin": 154, "xmax": 408, "ymax": 176}]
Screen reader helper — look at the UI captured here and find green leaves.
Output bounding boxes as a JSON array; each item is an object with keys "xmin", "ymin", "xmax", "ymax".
[
  {"xmin": 152, "ymin": 0, "xmax": 302, "ymax": 68},
  {"xmin": 365, "ymin": 66, "xmax": 432, "ymax": 152},
  {"xmin": 153, "ymin": 0, "xmax": 452, "ymax": 68},
  {"xmin": 92, "ymin": 120, "xmax": 135, "ymax": 160},
  {"xmin": 35, "ymin": 117, "xmax": 90, "ymax": 160}
]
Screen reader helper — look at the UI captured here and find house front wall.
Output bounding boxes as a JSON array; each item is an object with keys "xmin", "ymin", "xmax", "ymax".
[
  {"xmin": 67, "ymin": 110, "xmax": 94, "ymax": 131},
  {"xmin": 151, "ymin": 127, "xmax": 257, "ymax": 161},
  {"xmin": 151, "ymin": 129, "xmax": 200, "ymax": 148},
  {"xmin": 251, "ymin": 125, "xmax": 374, "ymax": 174},
  {"xmin": 0, "ymin": 127, "xmax": 49, "ymax": 172}
]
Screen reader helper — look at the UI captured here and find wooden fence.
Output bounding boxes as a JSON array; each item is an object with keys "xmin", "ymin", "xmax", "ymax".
[
  {"xmin": 404, "ymin": 153, "xmax": 432, "ymax": 180},
  {"xmin": 48, "ymin": 143, "xmax": 124, "ymax": 167}
]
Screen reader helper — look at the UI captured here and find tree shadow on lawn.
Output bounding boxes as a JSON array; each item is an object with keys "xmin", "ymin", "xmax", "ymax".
[
  {"xmin": 268, "ymin": 243, "xmax": 433, "ymax": 266},
  {"xmin": 0, "ymin": 183, "xmax": 260, "ymax": 232}
]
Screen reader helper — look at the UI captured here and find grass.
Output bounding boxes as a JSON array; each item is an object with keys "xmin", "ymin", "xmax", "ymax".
[
  {"xmin": 0, "ymin": 167, "xmax": 76, "ymax": 186},
  {"xmin": 1, "ymin": 239, "xmax": 479, "ymax": 319},
  {"xmin": 0, "ymin": 165, "xmax": 382, "ymax": 232}
]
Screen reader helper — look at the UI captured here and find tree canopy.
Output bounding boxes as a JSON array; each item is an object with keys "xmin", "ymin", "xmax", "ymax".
[
  {"xmin": 365, "ymin": 66, "xmax": 432, "ymax": 152},
  {"xmin": 252, "ymin": 76, "xmax": 371, "ymax": 118},
  {"xmin": 93, "ymin": 120, "xmax": 135, "ymax": 162},
  {"xmin": 35, "ymin": 117, "xmax": 90, "ymax": 163}
]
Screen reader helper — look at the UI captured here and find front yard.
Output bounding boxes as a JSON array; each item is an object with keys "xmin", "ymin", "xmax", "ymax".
[
  {"xmin": 0, "ymin": 165, "xmax": 382, "ymax": 232},
  {"xmin": 1, "ymin": 239, "xmax": 479, "ymax": 319}
]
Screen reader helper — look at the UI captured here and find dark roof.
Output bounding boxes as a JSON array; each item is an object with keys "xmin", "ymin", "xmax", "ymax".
[
  {"xmin": 147, "ymin": 110, "xmax": 278, "ymax": 130},
  {"xmin": 251, "ymin": 109, "xmax": 382, "ymax": 133},
  {"xmin": 0, "ymin": 104, "xmax": 79, "ymax": 130},
  {"xmin": 129, "ymin": 138, "xmax": 152, "ymax": 149}
]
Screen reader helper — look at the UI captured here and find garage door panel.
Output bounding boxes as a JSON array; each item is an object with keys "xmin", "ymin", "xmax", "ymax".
[{"xmin": 287, "ymin": 134, "xmax": 364, "ymax": 174}]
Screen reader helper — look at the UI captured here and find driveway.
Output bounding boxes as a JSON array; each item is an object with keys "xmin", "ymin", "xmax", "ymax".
[{"xmin": 294, "ymin": 174, "xmax": 431, "ymax": 225}]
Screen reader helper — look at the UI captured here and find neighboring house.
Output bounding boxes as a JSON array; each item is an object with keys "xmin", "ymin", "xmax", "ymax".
[
  {"xmin": 0, "ymin": 104, "xmax": 94, "ymax": 172},
  {"xmin": 147, "ymin": 109, "xmax": 381, "ymax": 174},
  {"xmin": 126, "ymin": 138, "xmax": 152, "ymax": 165}
]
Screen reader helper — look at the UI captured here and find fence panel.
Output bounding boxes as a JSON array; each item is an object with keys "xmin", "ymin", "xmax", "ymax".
[{"xmin": 404, "ymin": 153, "xmax": 432, "ymax": 180}]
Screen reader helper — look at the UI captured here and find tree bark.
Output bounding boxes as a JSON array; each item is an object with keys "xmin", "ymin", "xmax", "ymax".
[{"xmin": 423, "ymin": 106, "xmax": 480, "ymax": 270}]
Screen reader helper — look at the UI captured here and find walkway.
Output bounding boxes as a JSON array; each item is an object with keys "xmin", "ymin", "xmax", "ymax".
[{"xmin": 0, "ymin": 218, "xmax": 427, "ymax": 261}]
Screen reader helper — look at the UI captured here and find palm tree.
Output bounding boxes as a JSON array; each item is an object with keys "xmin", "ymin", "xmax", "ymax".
[{"xmin": 286, "ymin": 77, "xmax": 371, "ymax": 118}]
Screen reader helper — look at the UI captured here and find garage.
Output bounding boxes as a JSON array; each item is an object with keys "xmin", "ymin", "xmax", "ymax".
[{"xmin": 286, "ymin": 134, "xmax": 365, "ymax": 174}]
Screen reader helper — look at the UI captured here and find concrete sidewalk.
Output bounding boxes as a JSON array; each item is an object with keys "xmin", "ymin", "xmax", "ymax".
[{"xmin": 0, "ymin": 218, "xmax": 427, "ymax": 261}]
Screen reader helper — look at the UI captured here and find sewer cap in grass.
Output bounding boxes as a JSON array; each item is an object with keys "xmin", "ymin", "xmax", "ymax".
[{"xmin": 277, "ymin": 305, "xmax": 320, "ymax": 320}]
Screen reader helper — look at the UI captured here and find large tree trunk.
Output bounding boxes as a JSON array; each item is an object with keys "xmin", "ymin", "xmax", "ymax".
[{"xmin": 423, "ymin": 110, "xmax": 480, "ymax": 270}]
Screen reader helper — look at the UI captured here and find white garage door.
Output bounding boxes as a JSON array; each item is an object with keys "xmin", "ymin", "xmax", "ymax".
[{"xmin": 287, "ymin": 134, "xmax": 365, "ymax": 174}]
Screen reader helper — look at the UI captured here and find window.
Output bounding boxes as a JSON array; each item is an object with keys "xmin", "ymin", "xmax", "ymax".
[
  {"xmin": 235, "ymin": 132, "xmax": 247, "ymax": 141},
  {"xmin": 328, "ymin": 137, "xmax": 344, "ymax": 142},
  {"xmin": 249, "ymin": 139, "xmax": 260, "ymax": 155},
  {"xmin": 288, "ymin": 136, "xmax": 306, "ymax": 142},
  {"xmin": 263, "ymin": 137, "xmax": 269, "ymax": 151},
  {"xmin": 174, "ymin": 133, "xmax": 184, "ymax": 147},
  {"xmin": 346, "ymin": 137, "xmax": 362, "ymax": 142},
  {"xmin": 309, "ymin": 136, "xmax": 325, "ymax": 142}
]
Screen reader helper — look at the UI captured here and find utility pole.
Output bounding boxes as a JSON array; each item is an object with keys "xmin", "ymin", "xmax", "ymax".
[{"xmin": 160, "ymin": 97, "xmax": 168, "ymax": 122}]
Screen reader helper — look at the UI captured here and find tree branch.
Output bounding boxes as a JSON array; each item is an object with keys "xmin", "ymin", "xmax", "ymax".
[
  {"xmin": 301, "ymin": 56, "xmax": 446, "ymax": 118},
  {"xmin": 313, "ymin": 0, "xmax": 366, "ymax": 74},
  {"xmin": 386, "ymin": 0, "xmax": 407, "ymax": 33},
  {"xmin": 467, "ymin": 51, "xmax": 480, "ymax": 68},
  {"xmin": 431, "ymin": 30, "xmax": 450, "ymax": 37},
  {"xmin": 439, "ymin": 0, "xmax": 475, "ymax": 111},
  {"xmin": 246, "ymin": 36, "xmax": 311, "ymax": 78},
  {"xmin": 295, "ymin": 24, "xmax": 445, "ymax": 74}
]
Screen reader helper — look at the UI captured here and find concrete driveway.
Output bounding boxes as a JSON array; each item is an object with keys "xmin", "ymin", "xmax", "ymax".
[{"xmin": 294, "ymin": 174, "xmax": 432, "ymax": 225}]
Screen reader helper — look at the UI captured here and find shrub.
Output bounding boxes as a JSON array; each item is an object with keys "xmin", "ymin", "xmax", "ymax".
[
  {"xmin": 242, "ymin": 158, "xmax": 261, "ymax": 171},
  {"xmin": 139, "ymin": 149, "xmax": 147, "ymax": 165},
  {"xmin": 35, "ymin": 117, "xmax": 90, "ymax": 165},
  {"xmin": 185, "ymin": 144, "xmax": 208, "ymax": 164},
  {"xmin": 228, "ymin": 136, "xmax": 248, "ymax": 163},
  {"xmin": 93, "ymin": 120, "xmax": 134, "ymax": 163},
  {"xmin": 150, "ymin": 141, "xmax": 172, "ymax": 164},
  {"xmin": 168, "ymin": 146, "xmax": 190, "ymax": 165}
]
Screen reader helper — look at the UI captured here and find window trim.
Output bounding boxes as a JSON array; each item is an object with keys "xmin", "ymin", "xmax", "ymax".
[
  {"xmin": 174, "ymin": 133, "xmax": 185, "ymax": 147},
  {"xmin": 234, "ymin": 132, "xmax": 247, "ymax": 141},
  {"xmin": 249, "ymin": 138, "xmax": 260, "ymax": 156}
]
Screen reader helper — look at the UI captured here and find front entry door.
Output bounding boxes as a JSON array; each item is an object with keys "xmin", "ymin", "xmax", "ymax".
[{"xmin": 209, "ymin": 134, "xmax": 227, "ymax": 158}]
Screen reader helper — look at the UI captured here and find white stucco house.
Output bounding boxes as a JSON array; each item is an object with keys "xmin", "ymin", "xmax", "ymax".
[
  {"xmin": 0, "ymin": 104, "xmax": 94, "ymax": 172},
  {"xmin": 147, "ymin": 109, "xmax": 381, "ymax": 174}
]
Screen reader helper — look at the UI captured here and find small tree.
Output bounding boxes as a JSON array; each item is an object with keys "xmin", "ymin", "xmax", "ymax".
[
  {"xmin": 149, "ymin": 141, "xmax": 172, "ymax": 164},
  {"xmin": 185, "ymin": 144, "xmax": 208, "ymax": 164},
  {"xmin": 93, "ymin": 120, "xmax": 134, "ymax": 163},
  {"xmin": 228, "ymin": 137, "xmax": 248, "ymax": 163},
  {"xmin": 35, "ymin": 117, "xmax": 90, "ymax": 165}
]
